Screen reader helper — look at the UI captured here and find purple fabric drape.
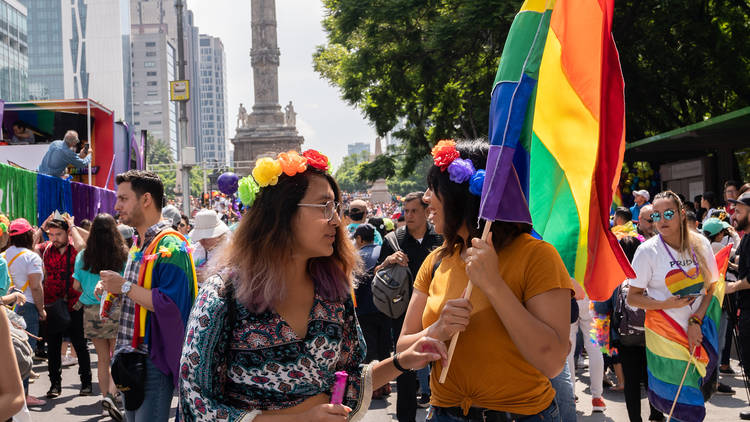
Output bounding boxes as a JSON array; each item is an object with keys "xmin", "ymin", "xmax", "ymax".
[{"xmin": 71, "ymin": 181, "xmax": 117, "ymax": 224}]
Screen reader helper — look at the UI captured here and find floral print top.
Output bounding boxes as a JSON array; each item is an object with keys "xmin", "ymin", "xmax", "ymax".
[{"xmin": 179, "ymin": 275, "xmax": 369, "ymax": 421}]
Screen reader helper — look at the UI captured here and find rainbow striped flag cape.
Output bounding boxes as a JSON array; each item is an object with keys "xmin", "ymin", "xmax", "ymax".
[
  {"xmin": 645, "ymin": 244, "xmax": 730, "ymax": 421},
  {"xmin": 479, "ymin": 0, "xmax": 635, "ymax": 300}
]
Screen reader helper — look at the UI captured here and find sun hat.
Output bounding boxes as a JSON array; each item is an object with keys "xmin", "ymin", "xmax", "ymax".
[{"xmin": 189, "ymin": 209, "xmax": 230, "ymax": 243}]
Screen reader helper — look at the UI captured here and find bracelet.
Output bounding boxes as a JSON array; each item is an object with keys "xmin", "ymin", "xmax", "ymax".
[
  {"xmin": 689, "ymin": 315, "xmax": 703, "ymax": 326},
  {"xmin": 392, "ymin": 352, "xmax": 412, "ymax": 373}
]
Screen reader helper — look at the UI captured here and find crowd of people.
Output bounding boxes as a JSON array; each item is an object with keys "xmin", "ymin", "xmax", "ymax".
[{"xmin": 0, "ymin": 142, "xmax": 749, "ymax": 422}]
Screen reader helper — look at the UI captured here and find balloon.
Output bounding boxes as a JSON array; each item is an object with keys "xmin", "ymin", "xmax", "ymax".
[{"xmin": 217, "ymin": 172, "xmax": 239, "ymax": 195}]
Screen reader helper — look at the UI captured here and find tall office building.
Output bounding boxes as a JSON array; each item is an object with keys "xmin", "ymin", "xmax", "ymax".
[
  {"xmin": 198, "ymin": 34, "xmax": 227, "ymax": 164},
  {"xmin": 130, "ymin": 0, "xmax": 201, "ymax": 160},
  {"xmin": 0, "ymin": 0, "xmax": 28, "ymax": 102},
  {"xmin": 21, "ymin": 0, "xmax": 129, "ymax": 119},
  {"xmin": 130, "ymin": 23, "xmax": 178, "ymax": 158}
]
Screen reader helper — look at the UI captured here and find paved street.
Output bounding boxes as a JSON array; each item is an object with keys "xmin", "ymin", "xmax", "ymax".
[{"xmin": 25, "ymin": 346, "xmax": 750, "ymax": 421}]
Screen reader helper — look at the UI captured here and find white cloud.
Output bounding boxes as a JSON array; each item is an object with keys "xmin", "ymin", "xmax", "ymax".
[{"xmin": 188, "ymin": 0, "xmax": 377, "ymax": 167}]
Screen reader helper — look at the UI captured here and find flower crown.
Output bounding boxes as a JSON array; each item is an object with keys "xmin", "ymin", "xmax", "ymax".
[
  {"xmin": 0, "ymin": 214, "xmax": 8, "ymax": 237},
  {"xmin": 237, "ymin": 149, "xmax": 331, "ymax": 207},
  {"xmin": 431, "ymin": 140, "xmax": 485, "ymax": 196}
]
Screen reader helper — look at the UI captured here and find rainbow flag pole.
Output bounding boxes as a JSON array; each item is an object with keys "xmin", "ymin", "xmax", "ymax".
[{"xmin": 440, "ymin": 0, "xmax": 634, "ymax": 382}]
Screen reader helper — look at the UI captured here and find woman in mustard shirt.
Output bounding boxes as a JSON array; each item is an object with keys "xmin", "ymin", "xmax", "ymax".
[{"xmin": 398, "ymin": 140, "xmax": 573, "ymax": 422}]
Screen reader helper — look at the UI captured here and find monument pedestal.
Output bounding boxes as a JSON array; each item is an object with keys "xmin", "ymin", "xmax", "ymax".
[
  {"xmin": 370, "ymin": 178, "xmax": 391, "ymax": 203},
  {"xmin": 232, "ymin": 124, "xmax": 304, "ymax": 176}
]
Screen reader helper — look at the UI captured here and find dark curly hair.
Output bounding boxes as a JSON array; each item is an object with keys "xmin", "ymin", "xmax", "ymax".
[
  {"xmin": 82, "ymin": 214, "xmax": 128, "ymax": 274},
  {"xmin": 427, "ymin": 139, "xmax": 531, "ymax": 259}
]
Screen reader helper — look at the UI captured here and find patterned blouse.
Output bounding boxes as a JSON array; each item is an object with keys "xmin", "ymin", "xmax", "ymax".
[{"xmin": 179, "ymin": 275, "xmax": 373, "ymax": 421}]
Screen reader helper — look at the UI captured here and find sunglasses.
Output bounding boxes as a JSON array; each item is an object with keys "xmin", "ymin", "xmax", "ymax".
[{"xmin": 650, "ymin": 209, "xmax": 675, "ymax": 222}]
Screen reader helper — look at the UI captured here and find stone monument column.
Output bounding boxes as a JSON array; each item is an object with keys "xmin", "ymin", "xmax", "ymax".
[
  {"xmin": 248, "ymin": 0, "xmax": 284, "ymax": 127},
  {"xmin": 232, "ymin": 0, "xmax": 304, "ymax": 176}
]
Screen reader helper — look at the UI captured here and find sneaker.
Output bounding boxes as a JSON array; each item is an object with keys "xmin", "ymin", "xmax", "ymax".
[
  {"xmin": 717, "ymin": 382, "xmax": 736, "ymax": 395},
  {"xmin": 103, "ymin": 394, "xmax": 123, "ymax": 422},
  {"xmin": 46, "ymin": 384, "xmax": 61, "ymax": 398},
  {"xmin": 61, "ymin": 354, "xmax": 78, "ymax": 367},
  {"xmin": 592, "ymin": 397, "xmax": 607, "ymax": 412},
  {"xmin": 720, "ymin": 366, "xmax": 737, "ymax": 375},
  {"xmin": 29, "ymin": 370, "xmax": 40, "ymax": 379},
  {"xmin": 79, "ymin": 382, "xmax": 93, "ymax": 396},
  {"xmin": 26, "ymin": 395, "xmax": 46, "ymax": 407}
]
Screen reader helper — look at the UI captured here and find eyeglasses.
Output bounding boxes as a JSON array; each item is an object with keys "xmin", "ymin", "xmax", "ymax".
[
  {"xmin": 650, "ymin": 209, "xmax": 675, "ymax": 222},
  {"xmin": 298, "ymin": 200, "xmax": 342, "ymax": 222},
  {"xmin": 179, "ymin": 223, "xmax": 186, "ymax": 228}
]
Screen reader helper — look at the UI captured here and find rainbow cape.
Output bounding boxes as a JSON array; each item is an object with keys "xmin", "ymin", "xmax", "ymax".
[
  {"xmin": 479, "ymin": 0, "xmax": 634, "ymax": 300},
  {"xmin": 645, "ymin": 244, "xmax": 730, "ymax": 421}
]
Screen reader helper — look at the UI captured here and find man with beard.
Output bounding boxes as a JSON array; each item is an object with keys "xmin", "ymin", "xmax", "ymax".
[
  {"xmin": 725, "ymin": 192, "xmax": 750, "ymax": 419},
  {"xmin": 35, "ymin": 218, "xmax": 92, "ymax": 398},
  {"xmin": 637, "ymin": 205, "xmax": 656, "ymax": 239},
  {"xmin": 100, "ymin": 170, "xmax": 197, "ymax": 421}
]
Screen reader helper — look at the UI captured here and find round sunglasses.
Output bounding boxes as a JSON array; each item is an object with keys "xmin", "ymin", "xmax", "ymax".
[{"xmin": 650, "ymin": 209, "xmax": 675, "ymax": 222}]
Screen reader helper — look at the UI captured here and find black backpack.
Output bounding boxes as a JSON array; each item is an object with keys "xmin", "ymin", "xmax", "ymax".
[
  {"xmin": 372, "ymin": 227, "xmax": 413, "ymax": 319},
  {"xmin": 614, "ymin": 283, "xmax": 646, "ymax": 346}
]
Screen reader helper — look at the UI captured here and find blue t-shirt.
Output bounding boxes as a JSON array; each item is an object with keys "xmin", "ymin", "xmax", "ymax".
[
  {"xmin": 73, "ymin": 249, "xmax": 124, "ymax": 306},
  {"xmin": 0, "ymin": 257, "xmax": 9, "ymax": 296}
]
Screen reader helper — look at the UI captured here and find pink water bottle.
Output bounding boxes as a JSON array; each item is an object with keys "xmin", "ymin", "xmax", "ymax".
[{"xmin": 330, "ymin": 371, "xmax": 348, "ymax": 405}]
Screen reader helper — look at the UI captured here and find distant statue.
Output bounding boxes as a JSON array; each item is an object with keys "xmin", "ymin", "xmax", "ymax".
[
  {"xmin": 237, "ymin": 103, "xmax": 248, "ymax": 128},
  {"xmin": 284, "ymin": 101, "xmax": 297, "ymax": 127}
]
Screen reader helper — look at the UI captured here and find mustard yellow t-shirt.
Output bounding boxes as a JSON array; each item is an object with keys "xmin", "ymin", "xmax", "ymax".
[{"xmin": 414, "ymin": 233, "xmax": 572, "ymax": 415}]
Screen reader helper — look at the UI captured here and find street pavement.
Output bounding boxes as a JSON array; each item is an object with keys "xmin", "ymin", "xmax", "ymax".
[{"xmin": 25, "ymin": 345, "xmax": 750, "ymax": 421}]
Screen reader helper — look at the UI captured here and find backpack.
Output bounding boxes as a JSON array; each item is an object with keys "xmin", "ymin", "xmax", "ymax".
[
  {"xmin": 372, "ymin": 227, "xmax": 413, "ymax": 319},
  {"xmin": 614, "ymin": 282, "xmax": 646, "ymax": 346},
  {"xmin": 5, "ymin": 310, "xmax": 33, "ymax": 380}
]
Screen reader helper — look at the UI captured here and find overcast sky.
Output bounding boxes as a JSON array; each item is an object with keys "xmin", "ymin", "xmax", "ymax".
[{"xmin": 188, "ymin": 0, "xmax": 376, "ymax": 168}]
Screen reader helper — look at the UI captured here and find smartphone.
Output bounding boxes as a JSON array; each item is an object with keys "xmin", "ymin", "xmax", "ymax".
[
  {"xmin": 81, "ymin": 143, "xmax": 90, "ymax": 155},
  {"xmin": 679, "ymin": 293, "xmax": 702, "ymax": 299}
]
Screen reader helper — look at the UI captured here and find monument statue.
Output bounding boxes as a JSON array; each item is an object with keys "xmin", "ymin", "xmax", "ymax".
[
  {"xmin": 231, "ymin": 0, "xmax": 304, "ymax": 176},
  {"xmin": 284, "ymin": 101, "xmax": 296, "ymax": 127},
  {"xmin": 237, "ymin": 103, "xmax": 248, "ymax": 128}
]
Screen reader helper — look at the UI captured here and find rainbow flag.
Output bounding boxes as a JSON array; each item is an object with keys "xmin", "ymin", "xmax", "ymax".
[
  {"xmin": 479, "ymin": 0, "xmax": 634, "ymax": 300},
  {"xmin": 611, "ymin": 184, "xmax": 623, "ymax": 215},
  {"xmin": 645, "ymin": 245, "xmax": 730, "ymax": 421}
]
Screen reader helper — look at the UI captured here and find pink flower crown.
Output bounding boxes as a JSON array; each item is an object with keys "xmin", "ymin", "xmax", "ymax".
[
  {"xmin": 237, "ymin": 149, "xmax": 331, "ymax": 207},
  {"xmin": 431, "ymin": 140, "xmax": 485, "ymax": 196}
]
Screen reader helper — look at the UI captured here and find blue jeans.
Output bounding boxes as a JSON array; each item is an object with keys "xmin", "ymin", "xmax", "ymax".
[
  {"xmin": 125, "ymin": 358, "xmax": 174, "ymax": 422},
  {"xmin": 426, "ymin": 401, "xmax": 560, "ymax": 422},
  {"xmin": 418, "ymin": 364, "xmax": 431, "ymax": 396},
  {"xmin": 549, "ymin": 362, "xmax": 576, "ymax": 422},
  {"xmin": 15, "ymin": 303, "xmax": 39, "ymax": 394}
]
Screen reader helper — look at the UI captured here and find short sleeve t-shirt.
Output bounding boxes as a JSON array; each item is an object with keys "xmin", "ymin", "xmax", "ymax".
[
  {"xmin": 628, "ymin": 234, "xmax": 719, "ymax": 330},
  {"xmin": 73, "ymin": 249, "xmax": 125, "ymax": 306},
  {"xmin": 0, "ymin": 256, "xmax": 10, "ymax": 296},
  {"xmin": 3, "ymin": 245, "xmax": 43, "ymax": 304},
  {"xmin": 413, "ymin": 233, "xmax": 573, "ymax": 415}
]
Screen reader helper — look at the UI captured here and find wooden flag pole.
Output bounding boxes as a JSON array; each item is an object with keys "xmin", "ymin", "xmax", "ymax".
[
  {"xmin": 439, "ymin": 222, "xmax": 492, "ymax": 383},
  {"xmin": 666, "ymin": 346, "xmax": 697, "ymax": 422}
]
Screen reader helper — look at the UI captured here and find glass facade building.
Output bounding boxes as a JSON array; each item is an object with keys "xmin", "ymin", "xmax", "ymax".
[
  {"xmin": 20, "ymin": 0, "xmax": 61, "ymax": 100},
  {"xmin": 0, "ymin": 0, "xmax": 28, "ymax": 101},
  {"xmin": 198, "ymin": 35, "xmax": 227, "ymax": 164}
]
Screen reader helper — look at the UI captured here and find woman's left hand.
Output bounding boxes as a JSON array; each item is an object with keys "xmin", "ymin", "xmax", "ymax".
[
  {"xmin": 465, "ymin": 233, "xmax": 500, "ymax": 293},
  {"xmin": 395, "ymin": 336, "xmax": 448, "ymax": 371},
  {"xmin": 687, "ymin": 322, "xmax": 703, "ymax": 350}
]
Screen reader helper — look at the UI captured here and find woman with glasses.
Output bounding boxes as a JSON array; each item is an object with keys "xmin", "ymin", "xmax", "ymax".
[
  {"xmin": 627, "ymin": 191, "xmax": 719, "ymax": 421},
  {"xmin": 179, "ymin": 150, "xmax": 447, "ymax": 422}
]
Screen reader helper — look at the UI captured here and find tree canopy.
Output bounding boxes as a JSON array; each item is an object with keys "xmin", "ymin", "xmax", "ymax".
[{"xmin": 314, "ymin": 0, "xmax": 750, "ymax": 174}]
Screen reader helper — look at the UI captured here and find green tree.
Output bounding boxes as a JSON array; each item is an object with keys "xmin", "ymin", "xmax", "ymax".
[
  {"xmin": 334, "ymin": 151, "xmax": 371, "ymax": 192},
  {"xmin": 146, "ymin": 136, "xmax": 208, "ymax": 200},
  {"xmin": 315, "ymin": 0, "xmax": 750, "ymax": 170}
]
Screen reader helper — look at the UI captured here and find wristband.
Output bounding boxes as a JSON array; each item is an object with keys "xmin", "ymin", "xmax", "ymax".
[
  {"xmin": 689, "ymin": 315, "xmax": 703, "ymax": 326},
  {"xmin": 392, "ymin": 352, "xmax": 412, "ymax": 373}
]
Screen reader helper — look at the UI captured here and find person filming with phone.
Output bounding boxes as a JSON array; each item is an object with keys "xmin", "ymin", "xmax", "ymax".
[{"xmin": 38, "ymin": 130, "xmax": 91, "ymax": 178}]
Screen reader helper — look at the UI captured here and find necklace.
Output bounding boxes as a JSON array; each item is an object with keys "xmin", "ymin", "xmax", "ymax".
[{"xmin": 659, "ymin": 234, "xmax": 700, "ymax": 279}]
